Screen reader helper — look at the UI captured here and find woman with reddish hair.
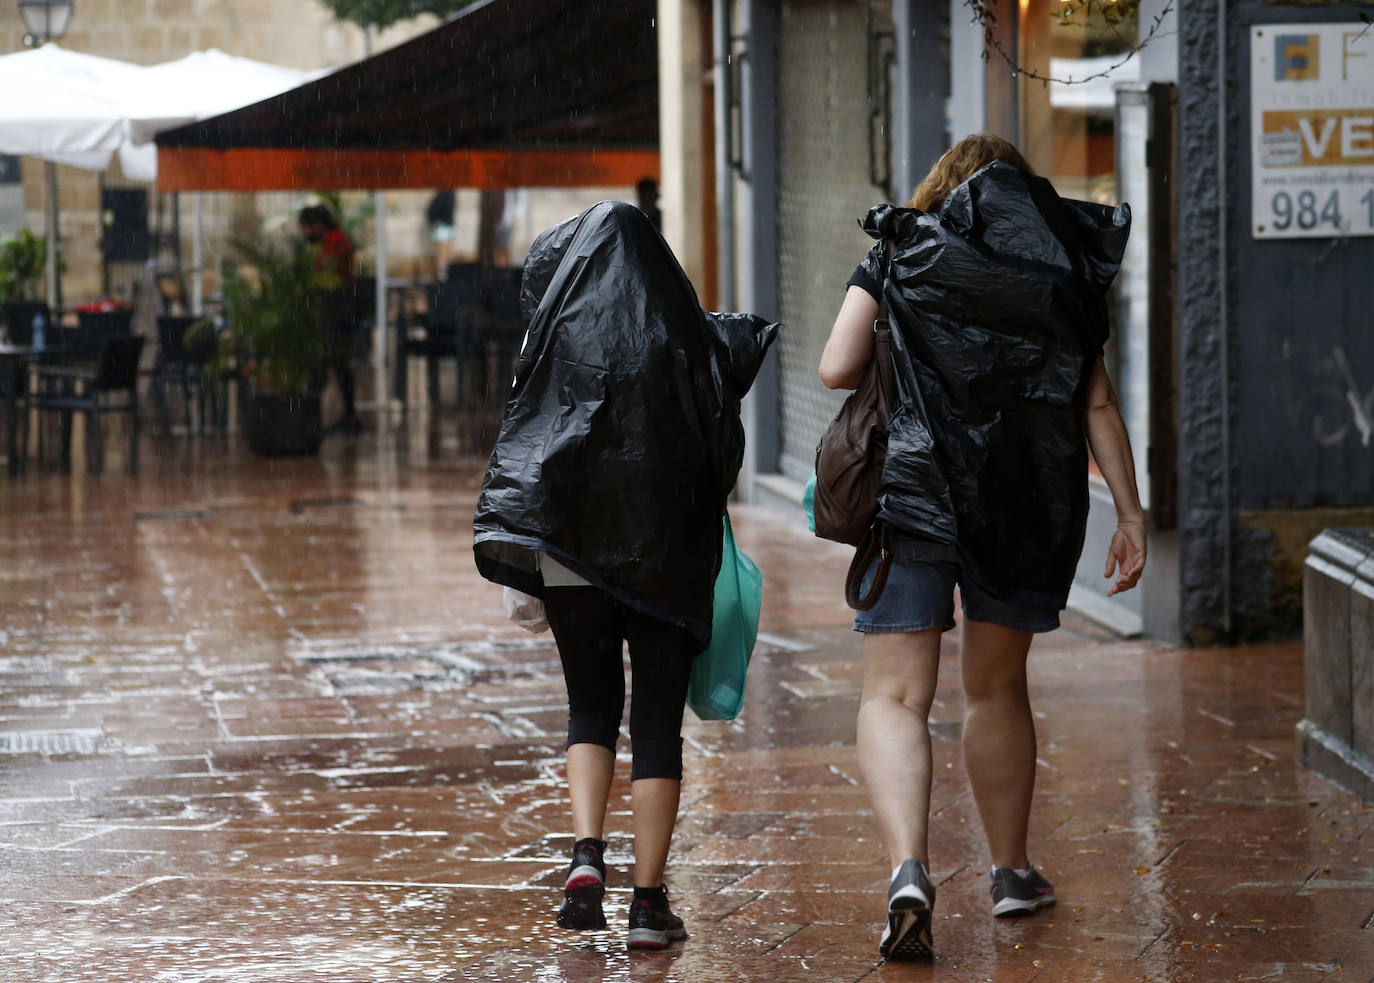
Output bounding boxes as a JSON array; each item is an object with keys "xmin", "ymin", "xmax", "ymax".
[{"xmin": 821, "ymin": 134, "xmax": 1146, "ymax": 960}]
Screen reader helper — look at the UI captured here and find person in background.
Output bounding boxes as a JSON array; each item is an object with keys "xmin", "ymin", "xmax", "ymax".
[
  {"xmin": 634, "ymin": 177, "xmax": 661, "ymax": 231},
  {"xmin": 425, "ymin": 190, "xmax": 456, "ymax": 279},
  {"xmin": 298, "ymin": 204, "xmax": 362, "ymax": 434},
  {"xmin": 819, "ymin": 134, "xmax": 1146, "ymax": 960}
]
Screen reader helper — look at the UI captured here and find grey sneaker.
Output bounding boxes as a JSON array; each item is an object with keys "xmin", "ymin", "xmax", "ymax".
[
  {"xmin": 989, "ymin": 864, "xmax": 1056, "ymax": 917},
  {"xmin": 879, "ymin": 858, "xmax": 935, "ymax": 960}
]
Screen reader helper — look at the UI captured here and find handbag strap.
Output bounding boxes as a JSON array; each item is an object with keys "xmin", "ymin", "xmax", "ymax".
[
  {"xmin": 874, "ymin": 238, "xmax": 895, "ymax": 409},
  {"xmin": 845, "ymin": 236, "xmax": 898, "ymax": 611},
  {"xmin": 845, "ymin": 522, "xmax": 892, "ymax": 611}
]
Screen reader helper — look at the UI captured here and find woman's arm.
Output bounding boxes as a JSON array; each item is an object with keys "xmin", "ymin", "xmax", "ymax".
[
  {"xmin": 1084, "ymin": 354, "xmax": 1148, "ymax": 596},
  {"xmin": 819, "ymin": 286, "xmax": 881, "ymax": 390}
]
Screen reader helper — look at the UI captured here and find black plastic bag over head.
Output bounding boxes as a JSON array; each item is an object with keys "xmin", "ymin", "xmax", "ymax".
[
  {"xmin": 474, "ymin": 201, "xmax": 780, "ymax": 646},
  {"xmin": 863, "ymin": 161, "xmax": 1130, "ymax": 607}
]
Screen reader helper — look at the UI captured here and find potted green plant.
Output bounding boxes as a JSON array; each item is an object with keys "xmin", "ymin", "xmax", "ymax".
[
  {"xmin": 0, "ymin": 228, "xmax": 47, "ymax": 304},
  {"xmin": 0, "ymin": 229, "xmax": 51, "ymax": 342},
  {"xmin": 217, "ymin": 238, "xmax": 337, "ymax": 456}
]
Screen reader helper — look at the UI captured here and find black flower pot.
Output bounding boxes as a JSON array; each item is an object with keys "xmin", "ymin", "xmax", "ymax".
[{"xmin": 242, "ymin": 393, "xmax": 323, "ymax": 456}]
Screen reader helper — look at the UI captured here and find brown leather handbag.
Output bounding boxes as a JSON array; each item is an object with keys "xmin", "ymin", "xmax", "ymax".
[{"xmin": 813, "ymin": 240, "xmax": 894, "ymax": 610}]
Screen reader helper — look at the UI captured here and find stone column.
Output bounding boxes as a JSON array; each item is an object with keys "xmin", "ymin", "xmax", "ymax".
[{"xmin": 658, "ymin": 0, "xmax": 709, "ymax": 296}]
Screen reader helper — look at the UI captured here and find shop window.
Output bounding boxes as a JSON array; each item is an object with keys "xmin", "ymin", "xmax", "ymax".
[{"xmin": 1021, "ymin": 0, "xmax": 1141, "ymax": 203}]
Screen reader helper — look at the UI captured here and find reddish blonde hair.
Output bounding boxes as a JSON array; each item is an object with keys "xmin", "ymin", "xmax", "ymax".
[{"xmin": 906, "ymin": 134, "xmax": 1034, "ymax": 212}]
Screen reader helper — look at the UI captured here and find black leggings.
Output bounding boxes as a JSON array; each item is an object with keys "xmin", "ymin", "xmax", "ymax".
[{"xmin": 544, "ymin": 587, "xmax": 698, "ymax": 781}]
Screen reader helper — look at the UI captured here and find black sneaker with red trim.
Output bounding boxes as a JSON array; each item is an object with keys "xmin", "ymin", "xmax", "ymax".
[
  {"xmin": 626, "ymin": 886, "xmax": 689, "ymax": 950},
  {"xmin": 556, "ymin": 837, "xmax": 607, "ymax": 930}
]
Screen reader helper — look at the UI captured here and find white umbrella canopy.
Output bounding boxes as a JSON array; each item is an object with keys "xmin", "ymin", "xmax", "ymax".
[
  {"xmin": 127, "ymin": 49, "xmax": 317, "ymax": 140},
  {"xmin": 120, "ymin": 50, "xmax": 319, "ymax": 179},
  {"xmin": 0, "ymin": 43, "xmax": 317, "ymax": 308},
  {"xmin": 0, "ymin": 44, "xmax": 164, "ymax": 169},
  {"xmin": 0, "ymin": 44, "xmax": 317, "ymax": 175}
]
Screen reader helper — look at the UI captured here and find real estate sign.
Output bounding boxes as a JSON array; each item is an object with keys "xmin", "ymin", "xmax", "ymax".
[{"xmin": 1252, "ymin": 23, "xmax": 1374, "ymax": 239}]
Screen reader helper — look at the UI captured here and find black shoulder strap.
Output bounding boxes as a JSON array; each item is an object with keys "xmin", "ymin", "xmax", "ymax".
[
  {"xmin": 873, "ymin": 237, "xmax": 895, "ymax": 405},
  {"xmin": 876, "ymin": 238, "xmax": 894, "ymax": 326}
]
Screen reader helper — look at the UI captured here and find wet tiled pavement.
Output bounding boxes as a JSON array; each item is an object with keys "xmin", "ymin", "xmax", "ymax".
[{"xmin": 1, "ymin": 415, "xmax": 1371, "ymax": 982}]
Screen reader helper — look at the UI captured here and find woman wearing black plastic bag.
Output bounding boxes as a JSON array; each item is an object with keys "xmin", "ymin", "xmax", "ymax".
[
  {"xmin": 819, "ymin": 135, "xmax": 1147, "ymax": 960},
  {"xmin": 473, "ymin": 201, "xmax": 779, "ymax": 950}
]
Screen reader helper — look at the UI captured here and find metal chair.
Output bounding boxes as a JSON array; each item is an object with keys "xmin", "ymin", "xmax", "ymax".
[
  {"xmin": 478, "ymin": 266, "xmax": 526, "ymax": 405},
  {"xmin": 0, "ymin": 350, "xmax": 30, "ymax": 476},
  {"xmin": 71, "ymin": 309, "xmax": 135, "ymax": 358},
  {"xmin": 349, "ymin": 275, "xmax": 377, "ymax": 358},
  {"xmin": 0, "ymin": 304, "xmax": 47, "ymax": 474},
  {"xmin": 396, "ymin": 263, "xmax": 485, "ymax": 409},
  {"xmin": 32, "ymin": 334, "xmax": 146, "ymax": 473},
  {"xmin": 151, "ymin": 316, "xmax": 219, "ymax": 434}
]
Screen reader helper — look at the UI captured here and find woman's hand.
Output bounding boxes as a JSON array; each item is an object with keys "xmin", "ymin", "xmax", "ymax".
[
  {"xmin": 1084, "ymin": 355, "xmax": 1148, "ymax": 597},
  {"xmin": 1104, "ymin": 520, "xmax": 1147, "ymax": 596}
]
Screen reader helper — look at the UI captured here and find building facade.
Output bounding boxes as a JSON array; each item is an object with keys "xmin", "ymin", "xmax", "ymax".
[{"xmin": 661, "ymin": 0, "xmax": 1374, "ymax": 644}]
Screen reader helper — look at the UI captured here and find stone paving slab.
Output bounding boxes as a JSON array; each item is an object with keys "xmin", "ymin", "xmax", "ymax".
[{"xmin": 0, "ymin": 427, "xmax": 1371, "ymax": 981}]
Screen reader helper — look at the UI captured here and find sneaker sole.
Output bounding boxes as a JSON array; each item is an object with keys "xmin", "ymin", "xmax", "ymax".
[
  {"xmin": 626, "ymin": 926, "xmax": 689, "ymax": 950},
  {"xmin": 565, "ymin": 871, "xmax": 602, "ymax": 891},
  {"xmin": 992, "ymin": 894, "xmax": 1056, "ymax": 918},
  {"xmin": 880, "ymin": 895, "xmax": 933, "ymax": 961},
  {"xmin": 556, "ymin": 881, "xmax": 606, "ymax": 931}
]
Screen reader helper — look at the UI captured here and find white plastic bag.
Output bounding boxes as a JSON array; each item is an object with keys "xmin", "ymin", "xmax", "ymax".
[{"xmin": 503, "ymin": 586, "xmax": 549, "ymax": 633}]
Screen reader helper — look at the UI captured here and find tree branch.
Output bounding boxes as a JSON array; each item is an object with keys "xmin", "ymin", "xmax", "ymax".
[{"xmin": 963, "ymin": 0, "xmax": 1176, "ymax": 86}]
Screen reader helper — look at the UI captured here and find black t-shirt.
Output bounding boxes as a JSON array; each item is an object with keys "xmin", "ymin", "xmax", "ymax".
[
  {"xmin": 845, "ymin": 240, "xmax": 887, "ymax": 301},
  {"xmin": 426, "ymin": 190, "xmax": 456, "ymax": 226}
]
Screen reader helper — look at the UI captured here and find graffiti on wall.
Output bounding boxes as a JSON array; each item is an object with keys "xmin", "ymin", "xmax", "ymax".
[{"xmin": 1281, "ymin": 343, "xmax": 1373, "ymax": 448}]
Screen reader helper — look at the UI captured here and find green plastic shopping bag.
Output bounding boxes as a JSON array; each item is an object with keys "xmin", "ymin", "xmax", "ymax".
[{"xmin": 687, "ymin": 512, "xmax": 763, "ymax": 720}]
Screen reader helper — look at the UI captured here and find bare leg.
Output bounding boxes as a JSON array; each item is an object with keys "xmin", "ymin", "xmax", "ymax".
[
  {"xmin": 567, "ymin": 743, "xmax": 615, "ymax": 841},
  {"xmin": 435, "ymin": 238, "xmax": 452, "ymax": 279},
  {"xmin": 631, "ymin": 778, "xmax": 680, "ymax": 887},
  {"xmin": 960, "ymin": 619, "xmax": 1036, "ymax": 870},
  {"xmin": 856, "ymin": 628, "xmax": 942, "ymax": 867}
]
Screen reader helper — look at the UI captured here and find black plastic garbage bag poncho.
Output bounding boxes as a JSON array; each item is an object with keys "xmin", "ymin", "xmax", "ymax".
[
  {"xmin": 473, "ymin": 201, "xmax": 780, "ymax": 647},
  {"xmin": 856, "ymin": 161, "xmax": 1130, "ymax": 609}
]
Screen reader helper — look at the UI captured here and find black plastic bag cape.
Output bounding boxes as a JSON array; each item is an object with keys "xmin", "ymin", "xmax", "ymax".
[
  {"xmin": 473, "ymin": 201, "xmax": 781, "ymax": 647},
  {"xmin": 858, "ymin": 161, "xmax": 1131, "ymax": 607}
]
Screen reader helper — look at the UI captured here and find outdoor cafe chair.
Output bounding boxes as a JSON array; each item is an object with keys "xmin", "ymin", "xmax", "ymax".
[
  {"xmin": 0, "ymin": 346, "xmax": 31, "ymax": 477},
  {"xmin": 0, "ymin": 302, "xmax": 55, "ymax": 476},
  {"xmin": 477, "ymin": 266, "xmax": 526, "ymax": 406},
  {"xmin": 350, "ymin": 275, "xmax": 377, "ymax": 354},
  {"xmin": 396, "ymin": 263, "xmax": 484, "ymax": 410},
  {"xmin": 151, "ymin": 315, "xmax": 220, "ymax": 434},
  {"xmin": 32, "ymin": 334, "xmax": 146, "ymax": 474},
  {"xmin": 69, "ymin": 309, "xmax": 135, "ymax": 360}
]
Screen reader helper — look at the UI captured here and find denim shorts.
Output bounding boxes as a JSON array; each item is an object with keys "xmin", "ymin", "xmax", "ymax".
[{"xmin": 852, "ymin": 537, "xmax": 1061, "ymax": 635}]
